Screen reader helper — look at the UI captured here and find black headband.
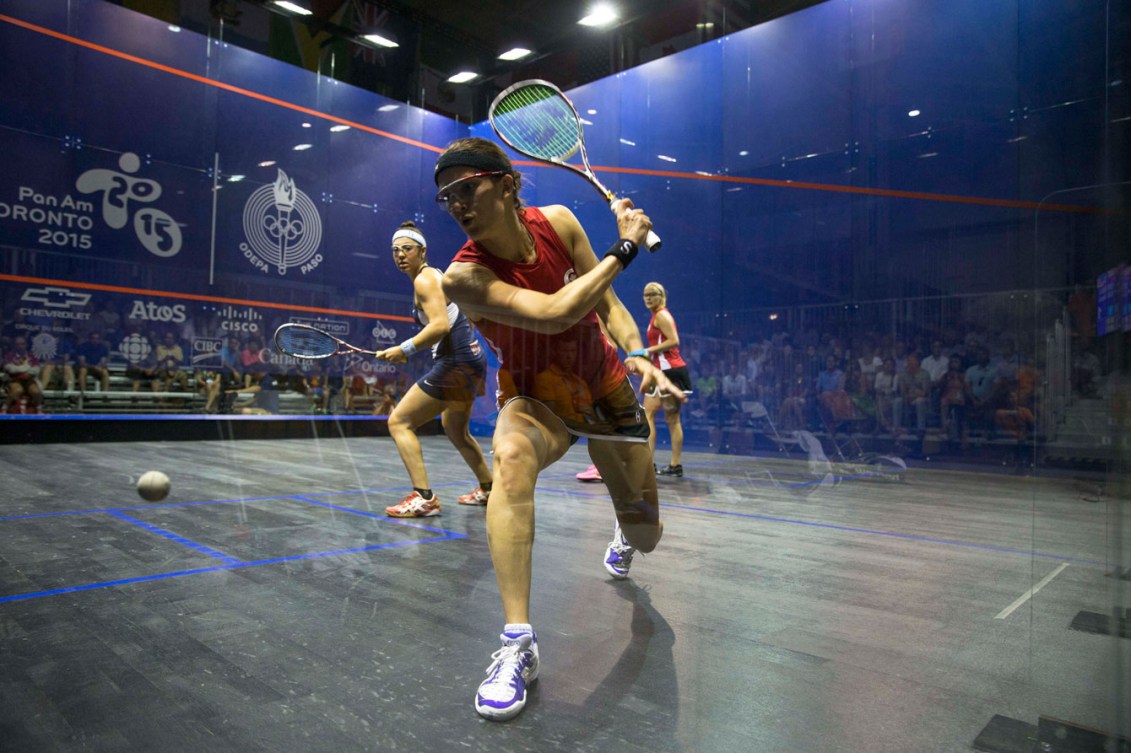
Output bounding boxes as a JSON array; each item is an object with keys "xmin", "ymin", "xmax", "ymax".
[{"xmin": 434, "ymin": 150, "xmax": 512, "ymax": 185}]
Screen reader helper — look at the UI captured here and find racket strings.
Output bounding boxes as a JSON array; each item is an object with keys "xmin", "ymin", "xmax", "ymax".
[
  {"xmin": 276, "ymin": 325, "xmax": 338, "ymax": 357},
  {"xmin": 492, "ymin": 85, "xmax": 582, "ymax": 161}
]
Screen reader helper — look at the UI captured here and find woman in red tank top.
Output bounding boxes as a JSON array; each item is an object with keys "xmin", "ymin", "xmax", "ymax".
[
  {"xmin": 435, "ymin": 137, "xmax": 683, "ymax": 722},
  {"xmin": 642, "ymin": 282, "xmax": 692, "ymax": 477}
]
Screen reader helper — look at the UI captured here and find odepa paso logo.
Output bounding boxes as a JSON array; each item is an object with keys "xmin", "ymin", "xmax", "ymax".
[{"xmin": 240, "ymin": 170, "xmax": 324, "ymax": 276}]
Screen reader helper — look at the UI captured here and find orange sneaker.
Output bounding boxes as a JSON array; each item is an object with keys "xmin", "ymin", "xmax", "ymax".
[
  {"xmin": 457, "ymin": 487, "xmax": 489, "ymax": 506},
  {"xmin": 385, "ymin": 491, "xmax": 441, "ymax": 518}
]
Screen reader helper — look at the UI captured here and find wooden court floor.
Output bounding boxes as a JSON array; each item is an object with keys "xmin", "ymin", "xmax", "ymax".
[{"xmin": 0, "ymin": 435, "xmax": 1127, "ymax": 752}]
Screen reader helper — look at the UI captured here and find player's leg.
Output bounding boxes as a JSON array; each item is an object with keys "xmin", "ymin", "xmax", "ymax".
[
  {"xmin": 588, "ymin": 439, "xmax": 662, "ymax": 553},
  {"xmin": 643, "ymin": 392, "xmax": 661, "ymax": 458},
  {"xmin": 441, "ymin": 401, "xmax": 493, "ymax": 504},
  {"xmin": 488, "ymin": 397, "xmax": 571, "ymax": 622},
  {"xmin": 475, "ymin": 397, "xmax": 570, "ymax": 721},
  {"xmin": 384, "ymin": 383, "xmax": 446, "ymax": 517},
  {"xmin": 661, "ymin": 394, "xmax": 684, "ymax": 471}
]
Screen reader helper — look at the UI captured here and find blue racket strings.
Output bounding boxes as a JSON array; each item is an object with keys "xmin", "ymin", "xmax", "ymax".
[
  {"xmin": 275, "ymin": 325, "xmax": 337, "ymax": 358},
  {"xmin": 492, "ymin": 84, "xmax": 581, "ymax": 161}
]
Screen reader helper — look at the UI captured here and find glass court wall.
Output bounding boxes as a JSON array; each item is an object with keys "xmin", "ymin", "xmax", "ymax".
[{"xmin": 1, "ymin": 0, "xmax": 1127, "ymax": 747}]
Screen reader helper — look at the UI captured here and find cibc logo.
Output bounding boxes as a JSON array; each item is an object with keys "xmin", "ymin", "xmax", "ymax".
[{"xmin": 191, "ymin": 337, "xmax": 224, "ymax": 366}]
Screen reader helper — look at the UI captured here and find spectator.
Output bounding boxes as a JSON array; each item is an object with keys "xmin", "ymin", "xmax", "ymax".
[
  {"xmin": 873, "ymin": 356, "xmax": 902, "ymax": 435},
  {"xmin": 940, "ymin": 355, "xmax": 969, "ymax": 446},
  {"xmin": 899, "ymin": 354, "xmax": 932, "ymax": 434},
  {"xmin": 225, "ymin": 372, "xmax": 281, "ymax": 414},
  {"xmin": 36, "ymin": 328, "xmax": 75, "ymax": 393},
  {"xmin": 3, "ymin": 335, "xmax": 43, "ymax": 413},
  {"xmin": 778, "ymin": 360, "xmax": 811, "ymax": 431},
  {"xmin": 75, "ymin": 330, "xmax": 111, "ymax": 393},
  {"xmin": 154, "ymin": 330, "xmax": 190, "ymax": 391}
]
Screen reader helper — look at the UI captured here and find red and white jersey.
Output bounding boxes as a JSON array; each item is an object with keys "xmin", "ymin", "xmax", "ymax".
[{"xmin": 647, "ymin": 308, "xmax": 685, "ymax": 372}]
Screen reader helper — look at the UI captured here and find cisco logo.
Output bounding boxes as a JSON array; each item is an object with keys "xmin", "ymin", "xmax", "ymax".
[{"xmin": 219, "ymin": 305, "xmax": 263, "ymax": 334}]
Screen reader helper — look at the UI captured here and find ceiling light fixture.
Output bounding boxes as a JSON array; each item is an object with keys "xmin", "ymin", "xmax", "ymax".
[
  {"xmin": 269, "ymin": 0, "xmax": 312, "ymax": 16},
  {"xmin": 498, "ymin": 47, "xmax": 533, "ymax": 61},
  {"xmin": 579, "ymin": 4, "xmax": 618, "ymax": 27},
  {"xmin": 448, "ymin": 71, "xmax": 479, "ymax": 84},
  {"xmin": 361, "ymin": 30, "xmax": 398, "ymax": 48}
]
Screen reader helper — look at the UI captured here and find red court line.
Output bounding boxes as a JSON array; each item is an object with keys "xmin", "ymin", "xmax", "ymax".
[
  {"xmin": 0, "ymin": 273, "xmax": 414, "ymax": 322},
  {"xmin": 0, "ymin": 13, "xmax": 1102, "ymax": 215},
  {"xmin": 595, "ymin": 166, "xmax": 1106, "ymax": 214}
]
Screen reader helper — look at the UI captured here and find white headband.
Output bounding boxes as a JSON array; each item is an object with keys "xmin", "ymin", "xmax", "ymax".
[{"xmin": 392, "ymin": 229, "xmax": 426, "ymax": 247}]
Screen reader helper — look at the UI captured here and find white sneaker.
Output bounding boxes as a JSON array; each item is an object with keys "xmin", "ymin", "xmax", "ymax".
[
  {"xmin": 603, "ymin": 525, "xmax": 635, "ymax": 579},
  {"xmin": 474, "ymin": 627, "xmax": 539, "ymax": 721}
]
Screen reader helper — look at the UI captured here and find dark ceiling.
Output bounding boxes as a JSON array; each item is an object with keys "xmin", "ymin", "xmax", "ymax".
[{"xmin": 118, "ymin": 0, "xmax": 826, "ymax": 121}]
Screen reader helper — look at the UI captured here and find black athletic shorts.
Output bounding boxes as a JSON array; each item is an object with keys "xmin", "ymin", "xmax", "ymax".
[{"xmin": 645, "ymin": 365, "xmax": 692, "ymax": 399}]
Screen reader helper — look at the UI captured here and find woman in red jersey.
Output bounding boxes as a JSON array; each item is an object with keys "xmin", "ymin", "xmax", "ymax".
[
  {"xmin": 641, "ymin": 281, "xmax": 692, "ymax": 477},
  {"xmin": 435, "ymin": 137, "xmax": 682, "ymax": 722}
]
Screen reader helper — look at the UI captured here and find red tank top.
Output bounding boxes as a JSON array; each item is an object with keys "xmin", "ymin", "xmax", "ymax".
[
  {"xmin": 647, "ymin": 308, "xmax": 685, "ymax": 371},
  {"xmin": 451, "ymin": 207, "xmax": 626, "ymax": 404}
]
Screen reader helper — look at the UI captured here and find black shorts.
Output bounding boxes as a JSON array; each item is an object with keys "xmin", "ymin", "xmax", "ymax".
[
  {"xmin": 645, "ymin": 365, "xmax": 692, "ymax": 399},
  {"xmin": 417, "ymin": 356, "xmax": 487, "ymax": 402}
]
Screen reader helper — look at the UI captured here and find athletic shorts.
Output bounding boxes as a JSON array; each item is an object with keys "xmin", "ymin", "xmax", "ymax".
[
  {"xmin": 553, "ymin": 377, "xmax": 650, "ymax": 444},
  {"xmin": 645, "ymin": 365, "xmax": 692, "ymax": 399},
  {"xmin": 417, "ymin": 355, "xmax": 487, "ymax": 402}
]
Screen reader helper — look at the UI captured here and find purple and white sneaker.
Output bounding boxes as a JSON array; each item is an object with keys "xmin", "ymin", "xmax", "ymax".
[{"xmin": 474, "ymin": 626, "xmax": 539, "ymax": 721}]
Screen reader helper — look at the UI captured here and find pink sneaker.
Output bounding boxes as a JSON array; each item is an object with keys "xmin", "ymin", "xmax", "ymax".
[{"xmin": 575, "ymin": 464, "xmax": 603, "ymax": 482}]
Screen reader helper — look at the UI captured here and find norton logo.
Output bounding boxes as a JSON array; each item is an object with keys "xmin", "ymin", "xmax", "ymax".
[
  {"xmin": 21, "ymin": 286, "xmax": 91, "ymax": 309},
  {"xmin": 240, "ymin": 170, "xmax": 323, "ymax": 276}
]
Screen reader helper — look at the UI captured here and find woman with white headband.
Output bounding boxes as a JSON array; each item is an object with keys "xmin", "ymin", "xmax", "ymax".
[{"xmin": 377, "ymin": 221, "xmax": 494, "ymax": 517}]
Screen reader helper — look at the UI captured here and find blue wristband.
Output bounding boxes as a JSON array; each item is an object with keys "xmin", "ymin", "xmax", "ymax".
[
  {"xmin": 627, "ymin": 348, "xmax": 648, "ymax": 358},
  {"xmin": 399, "ymin": 339, "xmax": 418, "ymax": 357}
]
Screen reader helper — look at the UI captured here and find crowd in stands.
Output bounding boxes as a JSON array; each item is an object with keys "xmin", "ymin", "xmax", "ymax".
[
  {"xmin": 1, "ymin": 290, "xmax": 1106, "ymax": 448},
  {"xmin": 669, "ymin": 311, "xmax": 1103, "ymax": 451},
  {"xmin": 0, "ymin": 300, "xmax": 419, "ymax": 416}
]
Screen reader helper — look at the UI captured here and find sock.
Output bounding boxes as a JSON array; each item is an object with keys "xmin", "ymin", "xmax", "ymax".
[
  {"xmin": 414, "ymin": 488, "xmax": 434, "ymax": 500},
  {"xmin": 480, "ymin": 481, "xmax": 492, "ymax": 493},
  {"xmin": 504, "ymin": 623, "xmax": 533, "ymax": 637}
]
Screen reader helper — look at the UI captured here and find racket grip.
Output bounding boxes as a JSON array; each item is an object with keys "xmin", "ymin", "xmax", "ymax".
[{"xmin": 608, "ymin": 198, "xmax": 662, "ymax": 252}]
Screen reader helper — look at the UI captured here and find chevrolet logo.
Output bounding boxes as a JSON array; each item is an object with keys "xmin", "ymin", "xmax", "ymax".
[{"xmin": 21, "ymin": 286, "xmax": 93, "ymax": 309}]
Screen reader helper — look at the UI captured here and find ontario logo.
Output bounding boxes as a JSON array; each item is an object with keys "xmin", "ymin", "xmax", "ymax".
[{"xmin": 240, "ymin": 170, "xmax": 323, "ymax": 275}]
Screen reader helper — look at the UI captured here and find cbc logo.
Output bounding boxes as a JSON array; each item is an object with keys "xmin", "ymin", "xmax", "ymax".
[{"xmin": 371, "ymin": 323, "xmax": 397, "ymax": 342}]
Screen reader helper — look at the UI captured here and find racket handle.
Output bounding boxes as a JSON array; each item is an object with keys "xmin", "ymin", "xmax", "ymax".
[{"xmin": 609, "ymin": 199, "xmax": 662, "ymax": 252}]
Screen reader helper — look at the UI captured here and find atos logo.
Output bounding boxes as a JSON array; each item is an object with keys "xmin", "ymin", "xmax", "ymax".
[{"xmin": 129, "ymin": 300, "xmax": 186, "ymax": 323}]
